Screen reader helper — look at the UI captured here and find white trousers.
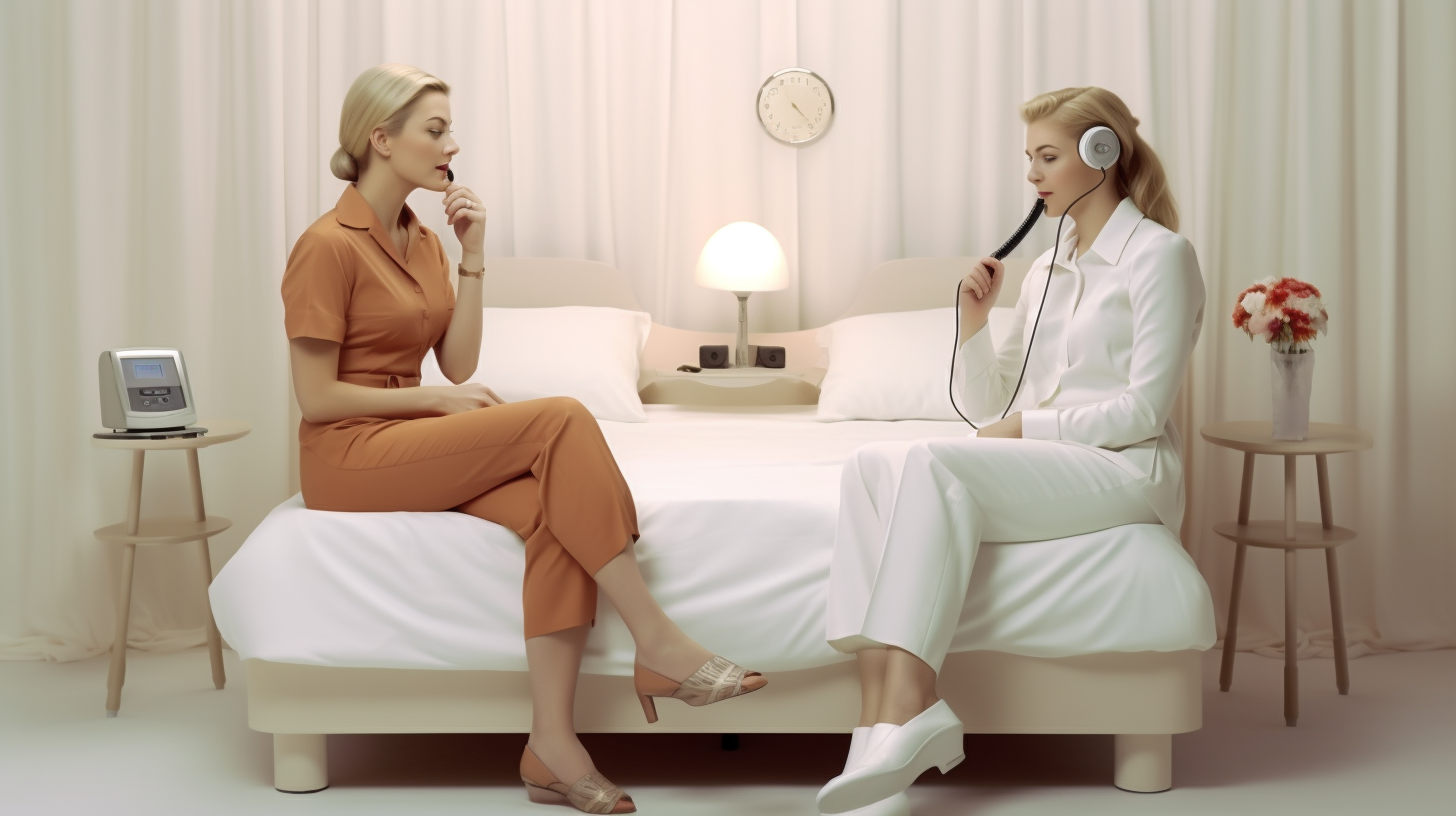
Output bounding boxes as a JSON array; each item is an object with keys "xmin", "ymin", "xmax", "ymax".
[{"xmin": 826, "ymin": 437, "xmax": 1160, "ymax": 673}]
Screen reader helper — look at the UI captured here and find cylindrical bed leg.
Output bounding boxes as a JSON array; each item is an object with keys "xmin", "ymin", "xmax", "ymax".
[
  {"xmin": 1114, "ymin": 734, "xmax": 1172, "ymax": 793},
  {"xmin": 274, "ymin": 733, "xmax": 328, "ymax": 793}
]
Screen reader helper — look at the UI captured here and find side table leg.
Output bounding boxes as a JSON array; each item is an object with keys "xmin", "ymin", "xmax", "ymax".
[
  {"xmin": 187, "ymin": 449, "xmax": 226, "ymax": 690},
  {"xmin": 1326, "ymin": 548, "xmax": 1350, "ymax": 695},
  {"xmin": 1315, "ymin": 455, "xmax": 1335, "ymax": 529},
  {"xmin": 1219, "ymin": 543, "xmax": 1247, "ymax": 692},
  {"xmin": 107, "ymin": 450, "xmax": 145, "ymax": 718},
  {"xmin": 1237, "ymin": 452, "xmax": 1256, "ymax": 525},
  {"xmin": 196, "ymin": 540, "xmax": 225, "ymax": 689},
  {"xmin": 1315, "ymin": 454, "xmax": 1348, "ymax": 694},
  {"xmin": 1284, "ymin": 548, "xmax": 1299, "ymax": 726},
  {"xmin": 1283, "ymin": 454, "xmax": 1297, "ymax": 541},
  {"xmin": 1220, "ymin": 452, "xmax": 1256, "ymax": 692},
  {"xmin": 106, "ymin": 543, "xmax": 137, "ymax": 717}
]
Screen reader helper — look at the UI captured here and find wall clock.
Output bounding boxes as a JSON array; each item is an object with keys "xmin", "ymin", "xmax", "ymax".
[{"xmin": 757, "ymin": 67, "xmax": 834, "ymax": 144}]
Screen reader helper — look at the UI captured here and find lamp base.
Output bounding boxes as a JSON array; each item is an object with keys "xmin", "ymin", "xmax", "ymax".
[{"xmin": 733, "ymin": 292, "xmax": 753, "ymax": 367}]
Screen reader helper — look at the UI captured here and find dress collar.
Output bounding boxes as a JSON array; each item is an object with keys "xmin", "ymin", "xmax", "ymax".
[
  {"xmin": 334, "ymin": 183, "xmax": 385, "ymax": 229},
  {"xmin": 334, "ymin": 183, "xmax": 420, "ymax": 271}
]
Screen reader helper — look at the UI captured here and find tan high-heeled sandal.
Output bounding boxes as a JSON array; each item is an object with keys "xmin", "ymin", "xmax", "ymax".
[
  {"xmin": 520, "ymin": 745, "xmax": 635, "ymax": 814},
  {"xmin": 633, "ymin": 655, "xmax": 768, "ymax": 724}
]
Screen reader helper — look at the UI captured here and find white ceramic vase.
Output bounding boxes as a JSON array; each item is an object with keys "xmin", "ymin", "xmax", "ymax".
[{"xmin": 1270, "ymin": 346, "xmax": 1315, "ymax": 440}]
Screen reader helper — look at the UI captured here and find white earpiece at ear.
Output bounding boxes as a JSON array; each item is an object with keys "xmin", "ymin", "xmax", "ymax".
[{"xmin": 1078, "ymin": 126, "xmax": 1120, "ymax": 170}]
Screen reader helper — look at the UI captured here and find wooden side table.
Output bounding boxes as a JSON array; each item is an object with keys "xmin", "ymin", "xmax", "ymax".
[
  {"xmin": 91, "ymin": 418, "xmax": 250, "ymax": 716},
  {"xmin": 1200, "ymin": 421, "xmax": 1372, "ymax": 726}
]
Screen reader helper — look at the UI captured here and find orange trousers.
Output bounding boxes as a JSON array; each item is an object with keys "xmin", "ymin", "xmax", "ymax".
[{"xmin": 298, "ymin": 396, "xmax": 638, "ymax": 639}]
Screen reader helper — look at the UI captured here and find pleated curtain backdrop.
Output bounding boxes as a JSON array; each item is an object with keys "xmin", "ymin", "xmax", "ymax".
[{"xmin": 2, "ymin": 0, "xmax": 1452, "ymax": 663}]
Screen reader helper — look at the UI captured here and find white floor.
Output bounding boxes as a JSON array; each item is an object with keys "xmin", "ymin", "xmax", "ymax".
[{"xmin": 2, "ymin": 648, "xmax": 1452, "ymax": 816}]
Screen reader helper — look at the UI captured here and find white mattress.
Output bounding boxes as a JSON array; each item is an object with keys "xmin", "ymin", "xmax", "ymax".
[{"xmin": 211, "ymin": 406, "xmax": 1215, "ymax": 675}]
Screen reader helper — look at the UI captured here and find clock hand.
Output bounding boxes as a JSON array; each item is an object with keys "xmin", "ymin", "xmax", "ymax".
[{"xmin": 791, "ymin": 101, "xmax": 811, "ymax": 123}]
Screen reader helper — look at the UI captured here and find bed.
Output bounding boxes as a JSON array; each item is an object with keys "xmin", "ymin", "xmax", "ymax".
[{"xmin": 210, "ymin": 257, "xmax": 1216, "ymax": 795}]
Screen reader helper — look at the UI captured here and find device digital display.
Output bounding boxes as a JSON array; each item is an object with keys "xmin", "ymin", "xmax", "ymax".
[{"xmin": 132, "ymin": 362, "xmax": 165, "ymax": 379}]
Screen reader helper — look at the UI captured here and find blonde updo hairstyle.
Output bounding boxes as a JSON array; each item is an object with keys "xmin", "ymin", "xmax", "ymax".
[
  {"xmin": 1019, "ymin": 87, "xmax": 1178, "ymax": 233},
  {"xmin": 330, "ymin": 63, "xmax": 451, "ymax": 182}
]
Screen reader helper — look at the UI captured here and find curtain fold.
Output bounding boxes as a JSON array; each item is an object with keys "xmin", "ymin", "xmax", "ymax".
[{"xmin": 2, "ymin": 0, "xmax": 1452, "ymax": 662}]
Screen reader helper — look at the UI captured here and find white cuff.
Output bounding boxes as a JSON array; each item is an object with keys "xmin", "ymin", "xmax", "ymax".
[{"xmin": 1021, "ymin": 408, "xmax": 1061, "ymax": 440}]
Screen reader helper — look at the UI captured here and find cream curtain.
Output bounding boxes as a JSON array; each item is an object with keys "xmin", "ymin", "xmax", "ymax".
[{"xmin": 2, "ymin": 0, "xmax": 1452, "ymax": 663}]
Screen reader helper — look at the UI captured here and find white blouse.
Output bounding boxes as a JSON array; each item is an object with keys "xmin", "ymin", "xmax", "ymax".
[{"xmin": 957, "ymin": 196, "xmax": 1206, "ymax": 532}]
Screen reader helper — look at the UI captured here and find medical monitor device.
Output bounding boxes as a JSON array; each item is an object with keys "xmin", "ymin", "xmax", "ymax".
[{"xmin": 98, "ymin": 348, "xmax": 198, "ymax": 432}]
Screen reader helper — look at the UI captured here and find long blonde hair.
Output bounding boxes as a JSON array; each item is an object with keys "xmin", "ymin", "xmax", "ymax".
[
  {"xmin": 1019, "ymin": 87, "xmax": 1178, "ymax": 233},
  {"xmin": 331, "ymin": 64, "xmax": 451, "ymax": 182}
]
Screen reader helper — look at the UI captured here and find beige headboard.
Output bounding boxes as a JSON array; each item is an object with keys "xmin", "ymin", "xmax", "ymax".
[
  {"xmin": 478, "ymin": 256, "xmax": 1023, "ymax": 405},
  {"xmin": 836, "ymin": 256, "xmax": 1032, "ymax": 320},
  {"xmin": 484, "ymin": 258, "xmax": 645, "ymax": 311}
]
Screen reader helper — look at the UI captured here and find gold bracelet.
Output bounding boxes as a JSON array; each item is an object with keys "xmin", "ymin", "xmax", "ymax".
[{"xmin": 457, "ymin": 262, "xmax": 484, "ymax": 280}]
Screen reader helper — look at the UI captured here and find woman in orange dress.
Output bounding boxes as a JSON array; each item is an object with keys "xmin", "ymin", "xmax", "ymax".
[{"xmin": 282, "ymin": 64, "xmax": 764, "ymax": 814}]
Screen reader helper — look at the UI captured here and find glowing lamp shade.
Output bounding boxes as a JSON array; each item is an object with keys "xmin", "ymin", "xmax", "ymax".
[
  {"xmin": 694, "ymin": 222, "xmax": 789, "ymax": 294},
  {"xmin": 694, "ymin": 222, "xmax": 789, "ymax": 367}
]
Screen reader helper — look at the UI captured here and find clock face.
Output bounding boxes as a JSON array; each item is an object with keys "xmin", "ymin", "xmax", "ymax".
[{"xmin": 757, "ymin": 68, "xmax": 834, "ymax": 144}]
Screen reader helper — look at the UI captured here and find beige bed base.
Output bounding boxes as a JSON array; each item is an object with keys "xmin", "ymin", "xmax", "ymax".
[
  {"xmin": 254, "ymin": 650, "xmax": 1199, "ymax": 794},
  {"xmin": 250, "ymin": 257, "xmax": 1203, "ymax": 795}
]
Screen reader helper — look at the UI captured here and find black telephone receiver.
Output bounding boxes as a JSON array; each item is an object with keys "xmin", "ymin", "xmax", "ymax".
[
  {"xmin": 949, "ymin": 125, "xmax": 1119, "ymax": 429},
  {"xmin": 990, "ymin": 198, "xmax": 1045, "ymax": 262}
]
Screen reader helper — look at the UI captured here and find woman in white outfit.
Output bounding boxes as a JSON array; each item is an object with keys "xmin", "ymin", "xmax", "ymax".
[{"xmin": 816, "ymin": 87, "xmax": 1206, "ymax": 815}]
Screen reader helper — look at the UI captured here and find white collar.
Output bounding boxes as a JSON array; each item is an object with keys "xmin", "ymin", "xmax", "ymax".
[{"xmin": 1053, "ymin": 197, "xmax": 1146, "ymax": 268}]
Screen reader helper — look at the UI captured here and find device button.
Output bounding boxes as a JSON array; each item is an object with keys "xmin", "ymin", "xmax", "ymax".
[
  {"xmin": 160, "ymin": 397, "xmax": 169, "ymax": 404},
  {"xmin": 142, "ymin": 399, "xmax": 152, "ymax": 406}
]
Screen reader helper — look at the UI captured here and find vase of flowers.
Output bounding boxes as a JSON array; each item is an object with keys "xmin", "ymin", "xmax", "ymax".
[{"xmin": 1232, "ymin": 277, "xmax": 1329, "ymax": 441}]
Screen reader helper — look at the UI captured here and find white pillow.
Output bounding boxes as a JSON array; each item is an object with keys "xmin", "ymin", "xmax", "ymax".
[
  {"xmin": 421, "ymin": 306, "xmax": 650, "ymax": 422},
  {"xmin": 815, "ymin": 307, "xmax": 961, "ymax": 421}
]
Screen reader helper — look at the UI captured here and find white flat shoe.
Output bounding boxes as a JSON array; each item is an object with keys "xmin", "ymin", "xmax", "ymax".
[
  {"xmin": 821, "ymin": 727, "xmax": 910, "ymax": 816},
  {"xmin": 816, "ymin": 701, "xmax": 963, "ymax": 814}
]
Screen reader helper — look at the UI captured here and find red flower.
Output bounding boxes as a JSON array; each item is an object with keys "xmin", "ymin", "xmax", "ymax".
[
  {"xmin": 1281, "ymin": 278, "xmax": 1322, "ymax": 299},
  {"xmin": 1231, "ymin": 282, "xmax": 1268, "ymax": 329},
  {"xmin": 1285, "ymin": 309, "xmax": 1317, "ymax": 342}
]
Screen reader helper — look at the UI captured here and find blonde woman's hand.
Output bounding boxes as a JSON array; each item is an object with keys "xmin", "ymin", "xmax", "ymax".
[
  {"xmin": 958, "ymin": 256, "xmax": 1005, "ymax": 343},
  {"xmin": 433, "ymin": 383, "xmax": 507, "ymax": 414},
  {"xmin": 443, "ymin": 182, "xmax": 486, "ymax": 257}
]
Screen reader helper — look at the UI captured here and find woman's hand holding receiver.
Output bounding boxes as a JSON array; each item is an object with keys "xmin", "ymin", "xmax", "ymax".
[
  {"xmin": 436, "ymin": 178, "xmax": 486, "ymax": 383},
  {"xmin": 958, "ymin": 256, "xmax": 1005, "ymax": 346},
  {"xmin": 443, "ymin": 181, "xmax": 486, "ymax": 264}
]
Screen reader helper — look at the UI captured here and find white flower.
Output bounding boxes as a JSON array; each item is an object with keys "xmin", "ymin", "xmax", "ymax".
[
  {"xmin": 1247, "ymin": 311, "xmax": 1278, "ymax": 341},
  {"xmin": 1284, "ymin": 294, "xmax": 1322, "ymax": 317},
  {"xmin": 1240, "ymin": 291, "xmax": 1268, "ymax": 315}
]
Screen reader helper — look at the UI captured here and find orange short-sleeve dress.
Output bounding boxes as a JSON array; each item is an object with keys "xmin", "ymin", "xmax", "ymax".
[{"xmin": 281, "ymin": 185, "xmax": 637, "ymax": 639}]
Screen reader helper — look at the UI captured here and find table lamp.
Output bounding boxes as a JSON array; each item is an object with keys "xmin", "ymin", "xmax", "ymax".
[{"xmin": 695, "ymin": 222, "xmax": 789, "ymax": 367}]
